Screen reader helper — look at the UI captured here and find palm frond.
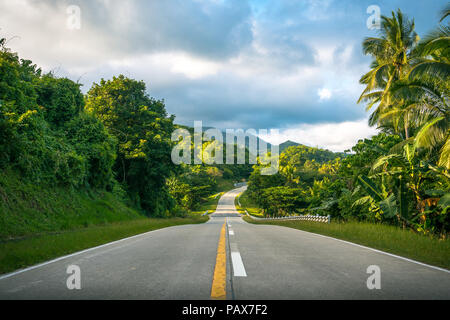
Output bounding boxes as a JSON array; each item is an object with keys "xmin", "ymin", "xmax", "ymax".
[
  {"xmin": 388, "ymin": 138, "xmax": 415, "ymax": 155},
  {"xmin": 357, "ymin": 175, "xmax": 384, "ymax": 202},
  {"xmin": 413, "ymin": 117, "xmax": 446, "ymax": 150},
  {"xmin": 440, "ymin": 3, "xmax": 450, "ymax": 22},
  {"xmin": 438, "ymin": 135, "xmax": 450, "ymax": 169},
  {"xmin": 409, "ymin": 60, "xmax": 450, "ymax": 81}
]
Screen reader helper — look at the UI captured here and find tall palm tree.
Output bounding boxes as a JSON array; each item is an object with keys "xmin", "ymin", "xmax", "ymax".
[
  {"xmin": 358, "ymin": 9, "xmax": 420, "ymax": 138},
  {"xmin": 359, "ymin": 7, "xmax": 449, "ymax": 169},
  {"xmin": 391, "ymin": 9, "xmax": 450, "ymax": 168}
]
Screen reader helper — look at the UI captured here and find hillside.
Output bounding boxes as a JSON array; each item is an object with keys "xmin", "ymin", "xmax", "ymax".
[
  {"xmin": 278, "ymin": 140, "xmax": 300, "ymax": 152},
  {"xmin": 0, "ymin": 171, "xmax": 144, "ymax": 241}
]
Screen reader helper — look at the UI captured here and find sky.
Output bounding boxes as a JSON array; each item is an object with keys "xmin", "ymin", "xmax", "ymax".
[{"xmin": 0, "ymin": 0, "xmax": 446, "ymax": 151}]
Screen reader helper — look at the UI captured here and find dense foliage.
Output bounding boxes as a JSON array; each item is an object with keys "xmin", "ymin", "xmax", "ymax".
[
  {"xmin": 246, "ymin": 8, "xmax": 449, "ymax": 236},
  {"xmin": 85, "ymin": 75, "xmax": 177, "ymax": 216},
  {"xmin": 0, "ymin": 40, "xmax": 249, "ymax": 219},
  {"xmin": 0, "ymin": 44, "xmax": 116, "ymax": 189},
  {"xmin": 1, "ymin": 6, "xmax": 447, "ymax": 235},
  {"xmin": 167, "ymin": 129, "xmax": 253, "ymax": 211}
]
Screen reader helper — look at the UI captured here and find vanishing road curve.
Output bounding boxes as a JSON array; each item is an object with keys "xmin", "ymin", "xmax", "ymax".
[{"xmin": 0, "ymin": 186, "xmax": 449, "ymax": 299}]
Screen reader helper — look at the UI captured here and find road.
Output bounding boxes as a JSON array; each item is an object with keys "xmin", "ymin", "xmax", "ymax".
[{"xmin": 0, "ymin": 186, "xmax": 449, "ymax": 299}]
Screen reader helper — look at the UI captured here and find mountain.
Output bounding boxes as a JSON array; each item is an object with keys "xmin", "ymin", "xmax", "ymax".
[
  {"xmin": 276, "ymin": 140, "xmax": 348, "ymax": 162},
  {"xmin": 174, "ymin": 124, "xmax": 272, "ymax": 151},
  {"xmin": 174, "ymin": 124, "xmax": 346, "ymax": 158},
  {"xmin": 278, "ymin": 140, "xmax": 300, "ymax": 152}
]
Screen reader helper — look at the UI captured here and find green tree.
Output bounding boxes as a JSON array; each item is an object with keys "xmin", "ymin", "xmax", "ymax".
[
  {"xmin": 85, "ymin": 75, "xmax": 176, "ymax": 216},
  {"xmin": 34, "ymin": 74, "xmax": 84, "ymax": 126},
  {"xmin": 358, "ymin": 9, "xmax": 419, "ymax": 138},
  {"xmin": 65, "ymin": 113, "xmax": 117, "ymax": 189},
  {"xmin": 394, "ymin": 16, "xmax": 450, "ymax": 169}
]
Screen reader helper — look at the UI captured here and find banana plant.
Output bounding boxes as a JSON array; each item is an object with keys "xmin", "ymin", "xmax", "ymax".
[
  {"xmin": 356, "ymin": 175, "xmax": 395, "ymax": 217},
  {"xmin": 355, "ymin": 139, "xmax": 425, "ymax": 227},
  {"xmin": 355, "ymin": 173, "xmax": 414, "ymax": 228}
]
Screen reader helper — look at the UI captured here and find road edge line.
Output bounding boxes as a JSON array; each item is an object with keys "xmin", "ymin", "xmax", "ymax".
[
  {"xmin": 243, "ymin": 218, "xmax": 450, "ymax": 274},
  {"xmin": 0, "ymin": 224, "xmax": 187, "ymax": 281}
]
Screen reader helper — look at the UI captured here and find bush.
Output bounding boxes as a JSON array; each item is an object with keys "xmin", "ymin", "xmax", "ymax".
[
  {"xmin": 65, "ymin": 113, "xmax": 117, "ymax": 189},
  {"xmin": 34, "ymin": 74, "xmax": 84, "ymax": 126}
]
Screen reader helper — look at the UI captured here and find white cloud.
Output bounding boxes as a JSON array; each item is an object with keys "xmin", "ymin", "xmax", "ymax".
[
  {"xmin": 163, "ymin": 53, "xmax": 221, "ymax": 79},
  {"xmin": 0, "ymin": 0, "xmax": 373, "ymax": 136},
  {"xmin": 259, "ymin": 119, "xmax": 379, "ymax": 152},
  {"xmin": 317, "ymin": 88, "xmax": 332, "ymax": 101}
]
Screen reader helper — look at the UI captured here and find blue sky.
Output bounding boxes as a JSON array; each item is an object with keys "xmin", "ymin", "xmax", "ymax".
[{"xmin": 0, "ymin": 0, "xmax": 446, "ymax": 150}]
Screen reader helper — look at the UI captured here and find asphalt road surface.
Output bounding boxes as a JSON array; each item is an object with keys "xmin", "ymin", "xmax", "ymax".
[{"xmin": 0, "ymin": 186, "xmax": 449, "ymax": 299}]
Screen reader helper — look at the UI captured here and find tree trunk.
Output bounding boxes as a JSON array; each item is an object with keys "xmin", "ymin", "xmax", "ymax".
[{"xmin": 404, "ymin": 114, "xmax": 410, "ymax": 139}]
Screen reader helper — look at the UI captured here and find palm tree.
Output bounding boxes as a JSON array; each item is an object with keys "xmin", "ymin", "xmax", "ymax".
[
  {"xmin": 358, "ymin": 9, "xmax": 420, "ymax": 138},
  {"xmin": 390, "ymin": 9, "xmax": 450, "ymax": 168},
  {"xmin": 356, "ymin": 5, "xmax": 450, "ymax": 233},
  {"xmin": 360, "ymin": 7, "xmax": 449, "ymax": 169}
]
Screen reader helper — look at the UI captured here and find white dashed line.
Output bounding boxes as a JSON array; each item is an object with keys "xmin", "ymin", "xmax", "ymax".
[
  {"xmin": 231, "ymin": 252, "xmax": 247, "ymax": 277},
  {"xmin": 226, "ymin": 218, "xmax": 247, "ymax": 277}
]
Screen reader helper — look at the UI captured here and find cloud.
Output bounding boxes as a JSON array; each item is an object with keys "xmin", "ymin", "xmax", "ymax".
[
  {"xmin": 0, "ymin": 0, "xmax": 369, "ymax": 133},
  {"xmin": 0, "ymin": 0, "xmax": 254, "ymax": 68},
  {"xmin": 317, "ymin": 88, "xmax": 332, "ymax": 101},
  {"xmin": 258, "ymin": 119, "xmax": 379, "ymax": 152},
  {"xmin": 0, "ymin": 0, "xmax": 442, "ymax": 151}
]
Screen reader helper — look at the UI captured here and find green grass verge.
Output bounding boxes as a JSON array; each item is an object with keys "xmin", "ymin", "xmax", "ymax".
[
  {"xmin": 0, "ymin": 215, "xmax": 208, "ymax": 275},
  {"xmin": 235, "ymin": 193, "xmax": 245, "ymax": 214},
  {"xmin": 237, "ymin": 191, "xmax": 264, "ymax": 217},
  {"xmin": 0, "ymin": 171, "xmax": 143, "ymax": 240},
  {"xmin": 189, "ymin": 179, "xmax": 238, "ymax": 216},
  {"xmin": 190, "ymin": 192, "xmax": 224, "ymax": 215},
  {"xmin": 216, "ymin": 177, "xmax": 235, "ymax": 193},
  {"xmin": 243, "ymin": 216, "xmax": 450, "ymax": 270}
]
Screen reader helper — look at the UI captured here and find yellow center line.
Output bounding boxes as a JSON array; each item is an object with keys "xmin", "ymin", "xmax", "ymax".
[{"xmin": 210, "ymin": 222, "xmax": 227, "ymax": 300}]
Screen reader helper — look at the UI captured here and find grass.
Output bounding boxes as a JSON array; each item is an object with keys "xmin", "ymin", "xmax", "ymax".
[
  {"xmin": 0, "ymin": 215, "xmax": 208, "ymax": 275},
  {"xmin": 0, "ymin": 170, "xmax": 212, "ymax": 274},
  {"xmin": 190, "ymin": 192, "xmax": 225, "ymax": 215},
  {"xmin": 238, "ymin": 190, "xmax": 450, "ymax": 270},
  {"xmin": 216, "ymin": 177, "xmax": 235, "ymax": 193},
  {"xmin": 189, "ymin": 177, "xmax": 239, "ymax": 215},
  {"xmin": 0, "ymin": 171, "xmax": 143, "ymax": 241},
  {"xmin": 237, "ymin": 191, "xmax": 264, "ymax": 217},
  {"xmin": 243, "ymin": 217, "xmax": 450, "ymax": 270},
  {"xmin": 235, "ymin": 193, "xmax": 245, "ymax": 214},
  {"xmin": 190, "ymin": 179, "xmax": 237, "ymax": 216}
]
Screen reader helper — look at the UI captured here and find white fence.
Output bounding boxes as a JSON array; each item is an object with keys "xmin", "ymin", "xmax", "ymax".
[{"xmin": 245, "ymin": 210, "xmax": 330, "ymax": 223}]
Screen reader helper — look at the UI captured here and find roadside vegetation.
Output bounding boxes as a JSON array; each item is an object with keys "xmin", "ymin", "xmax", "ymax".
[
  {"xmin": 236, "ymin": 191, "xmax": 263, "ymax": 217},
  {"xmin": 244, "ymin": 217, "xmax": 450, "ymax": 269},
  {"xmin": 0, "ymin": 215, "xmax": 208, "ymax": 275},
  {"xmin": 245, "ymin": 7, "xmax": 449, "ymax": 238},
  {"xmin": 190, "ymin": 192, "xmax": 224, "ymax": 215},
  {"xmin": 0, "ymin": 171, "xmax": 141, "ymax": 240},
  {"xmin": 1, "ymin": 5, "xmax": 448, "ymax": 274},
  {"xmin": 0, "ymin": 34, "xmax": 246, "ymax": 273}
]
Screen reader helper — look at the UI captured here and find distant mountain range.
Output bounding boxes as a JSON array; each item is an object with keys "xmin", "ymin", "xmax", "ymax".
[{"xmin": 175, "ymin": 124, "xmax": 345, "ymax": 157}]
